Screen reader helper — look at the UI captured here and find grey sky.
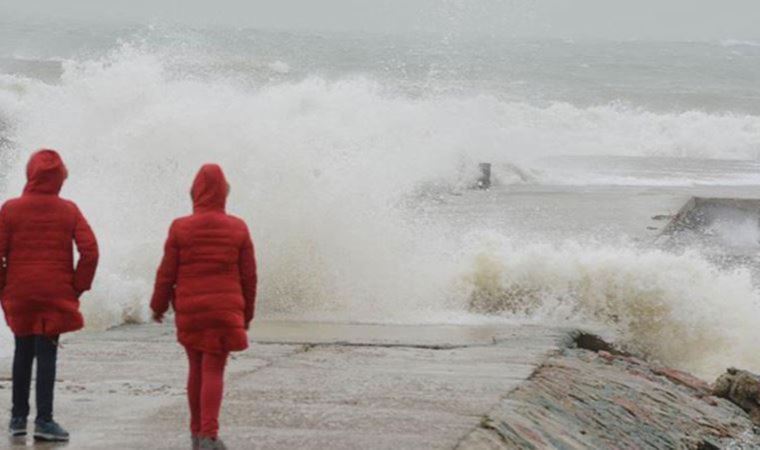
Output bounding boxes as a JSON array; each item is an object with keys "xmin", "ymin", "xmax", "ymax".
[{"xmin": 2, "ymin": 0, "xmax": 759, "ymax": 40}]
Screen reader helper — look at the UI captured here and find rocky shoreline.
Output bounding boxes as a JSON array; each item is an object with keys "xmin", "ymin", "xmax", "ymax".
[{"xmin": 459, "ymin": 334, "xmax": 760, "ymax": 449}]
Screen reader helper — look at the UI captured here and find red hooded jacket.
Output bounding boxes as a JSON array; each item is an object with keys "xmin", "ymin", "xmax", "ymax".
[
  {"xmin": 0, "ymin": 149, "xmax": 99, "ymax": 337},
  {"xmin": 150, "ymin": 164, "xmax": 257, "ymax": 354}
]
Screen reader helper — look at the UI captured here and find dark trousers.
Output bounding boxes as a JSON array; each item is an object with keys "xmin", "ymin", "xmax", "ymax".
[{"xmin": 12, "ymin": 335, "xmax": 59, "ymax": 422}]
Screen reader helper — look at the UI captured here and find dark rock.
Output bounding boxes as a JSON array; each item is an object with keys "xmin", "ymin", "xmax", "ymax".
[
  {"xmin": 696, "ymin": 439, "xmax": 720, "ymax": 450},
  {"xmin": 573, "ymin": 332, "xmax": 630, "ymax": 357},
  {"xmin": 713, "ymin": 367, "xmax": 760, "ymax": 425}
]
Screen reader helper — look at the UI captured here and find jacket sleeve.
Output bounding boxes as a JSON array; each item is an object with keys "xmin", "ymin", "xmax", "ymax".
[
  {"xmin": 0, "ymin": 204, "xmax": 9, "ymax": 294},
  {"xmin": 73, "ymin": 205, "xmax": 99, "ymax": 295},
  {"xmin": 150, "ymin": 221, "xmax": 180, "ymax": 316},
  {"xmin": 239, "ymin": 224, "xmax": 258, "ymax": 324}
]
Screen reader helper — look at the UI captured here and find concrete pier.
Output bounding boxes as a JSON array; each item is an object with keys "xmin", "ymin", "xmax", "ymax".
[{"xmin": 0, "ymin": 321, "xmax": 570, "ymax": 449}]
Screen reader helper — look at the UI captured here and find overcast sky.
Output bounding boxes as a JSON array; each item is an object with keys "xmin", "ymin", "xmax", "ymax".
[{"xmin": 2, "ymin": 0, "xmax": 759, "ymax": 40}]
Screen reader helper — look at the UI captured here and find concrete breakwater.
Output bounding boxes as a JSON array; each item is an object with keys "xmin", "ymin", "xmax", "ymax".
[
  {"xmin": 459, "ymin": 343, "xmax": 760, "ymax": 449},
  {"xmin": 1, "ymin": 321, "xmax": 757, "ymax": 449}
]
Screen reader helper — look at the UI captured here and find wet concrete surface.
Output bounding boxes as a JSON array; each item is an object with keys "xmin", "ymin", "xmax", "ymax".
[
  {"xmin": 0, "ymin": 321, "xmax": 570, "ymax": 449},
  {"xmin": 423, "ymin": 184, "xmax": 760, "ymax": 244}
]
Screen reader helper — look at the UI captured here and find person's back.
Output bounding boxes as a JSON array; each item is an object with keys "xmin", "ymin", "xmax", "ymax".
[
  {"xmin": 164, "ymin": 194, "xmax": 254, "ymax": 353},
  {"xmin": 0, "ymin": 149, "xmax": 99, "ymax": 442},
  {"xmin": 151, "ymin": 163, "xmax": 257, "ymax": 450}
]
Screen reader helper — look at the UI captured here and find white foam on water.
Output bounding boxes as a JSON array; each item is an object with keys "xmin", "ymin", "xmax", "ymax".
[
  {"xmin": 267, "ymin": 60, "xmax": 290, "ymax": 74},
  {"xmin": 1, "ymin": 44, "xmax": 760, "ymax": 376},
  {"xmin": 0, "ymin": 315, "xmax": 11, "ymax": 356},
  {"xmin": 721, "ymin": 39, "xmax": 760, "ymax": 48},
  {"xmin": 460, "ymin": 234, "xmax": 760, "ymax": 378}
]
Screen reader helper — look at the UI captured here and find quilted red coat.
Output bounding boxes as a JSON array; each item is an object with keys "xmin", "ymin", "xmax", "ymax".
[
  {"xmin": 0, "ymin": 149, "xmax": 99, "ymax": 337},
  {"xmin": 150, "ymin": 164, "xmax": 257, "ymax": 354}
]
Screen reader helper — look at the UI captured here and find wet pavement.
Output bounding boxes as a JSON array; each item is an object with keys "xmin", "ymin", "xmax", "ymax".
[{"xmin": 0, "ymin": 321, "xmax": 570, "ymax": 449}]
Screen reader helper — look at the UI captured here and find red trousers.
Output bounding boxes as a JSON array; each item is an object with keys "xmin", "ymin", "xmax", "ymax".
[{"xmin": 185, "ymin": 347, "xmax": 228, "ymax": 438}]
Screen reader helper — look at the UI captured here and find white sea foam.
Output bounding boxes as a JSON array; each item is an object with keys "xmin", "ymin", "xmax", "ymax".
[
  {"xmin": 721, "ymin": 39, "xmax": 760, "ymax": 48},
  {"xmin": 267, "ymin": 60, "xmax": 290, "ymax": 74},
  {"xmin": 1, "ymin": 45, "xmax": 760, "ymax": 376},
  {"xmin": 461, "ymin": 234, "xmax": 760, "ymax": 378}
]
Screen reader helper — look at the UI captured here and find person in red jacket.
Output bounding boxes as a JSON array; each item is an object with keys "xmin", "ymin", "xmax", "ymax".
[
  {"xmin": 0, "ymin": 149, "xmax": 99, "ymax": 442},
  {"xmin": 150, "ymin": 163, "xmax": 257, "ymax": 450}
]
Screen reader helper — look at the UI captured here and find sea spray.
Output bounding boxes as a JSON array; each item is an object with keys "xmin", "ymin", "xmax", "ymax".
[
  {"xmin": 0, "ymin": 44, "xmax": 470, "ymax": 331},
  {"xmin": 0, "ymin": 44, "xmax": 759, "ymax": 378},
  {"xmin": 461, "ymin": 234, "xmax": 760, "ymax": 378}
]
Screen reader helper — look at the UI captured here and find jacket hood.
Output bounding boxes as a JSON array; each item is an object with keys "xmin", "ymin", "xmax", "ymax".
[
  {"xmin": 191, "ymin": 164, "xmax": 229, "ymax": 212},
  {"xmin": 24, "ymin": 149, "xmax": 68, "ymax": 195}
]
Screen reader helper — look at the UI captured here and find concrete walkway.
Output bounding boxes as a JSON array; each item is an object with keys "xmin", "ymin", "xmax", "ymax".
[{"xmin": 0, "ymin": 321, "xmax": 570, "ymax": 449}]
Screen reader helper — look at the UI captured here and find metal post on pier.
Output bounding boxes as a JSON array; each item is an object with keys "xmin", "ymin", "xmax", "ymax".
[{"xmin": 476, "ymin": 163, "xmax": 491, "ymax": 190}]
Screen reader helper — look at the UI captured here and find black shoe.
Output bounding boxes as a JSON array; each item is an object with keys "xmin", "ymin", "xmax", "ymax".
[
  {"xmin": 33, "ymin": 419, "xmax": 69, "ymax": 442},
  {"xmin": 8, "ymin": 417, "xmax": 27, "ymax": 437},
  {"xmin": 199, "ymin": 437, "xmax": 227, "ymax": 450}
]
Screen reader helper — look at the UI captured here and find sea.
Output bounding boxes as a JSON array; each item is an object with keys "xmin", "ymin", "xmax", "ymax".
[{"xmin": 1, "ymin": 19, "xmax": 760, "ymax": 377}]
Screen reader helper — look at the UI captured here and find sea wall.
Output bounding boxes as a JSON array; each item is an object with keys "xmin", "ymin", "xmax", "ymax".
[{"xmin": 458, "ymin": 343, "xmax": 760, "ymax": 449}]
